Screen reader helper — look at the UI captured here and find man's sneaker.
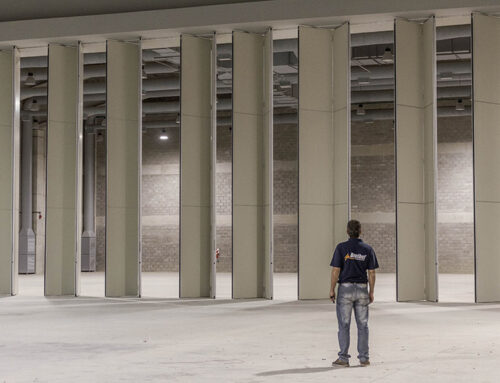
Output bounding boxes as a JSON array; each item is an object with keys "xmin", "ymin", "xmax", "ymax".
[
  {"xmin": 332, "ymin": 358, "xmax": 349, "ymax": 367},
  {"xmin": 360, "ymin": 360, "xmax": 370, "ymax": 367}
]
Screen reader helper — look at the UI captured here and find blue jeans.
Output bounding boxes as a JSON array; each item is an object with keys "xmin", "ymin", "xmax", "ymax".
[{"xmin": 336, "ymin": 283, "xmax": 370, "ymax": 362}]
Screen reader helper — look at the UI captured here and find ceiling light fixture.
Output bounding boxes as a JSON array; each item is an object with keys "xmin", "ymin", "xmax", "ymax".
[
  {"xmin": 455, "ymin": 98, "xmax": 465, "ymax": 111},
  {"xmin": 440, "ymin": 72, "xmax": 454, "ymax": 81},
  {"xmin": 356, "ymin": 104, "xmax": 366, "ymax": 116},
  {"xmin": 30, "ymin": 99, "xmax": 39, "ymax": 112},
  {"xmin": 24, "ymin": 72, "xmax": 36, "ymax": 86},
  {"xmin": 381, "ymin": 47, "xmax": 393, "ymax": 63},
  {"xmin": 358, "ymin": 77, "xmax": 370, "ymax": 86},
  {"xmin": 218, "ymin": 54, "xmax": 232, "ymax": 62},
  {"xmin": 279, "ymin": 80, "xmax": 292, "ymax": 89},
  {"xmin": 159, "ymin": 129, "xmax": 169, "ymax": 140}
]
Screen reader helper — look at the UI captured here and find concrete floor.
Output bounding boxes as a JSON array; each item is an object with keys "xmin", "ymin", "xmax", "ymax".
[{"xmin": 1, "ymin": 273, "xmax": 497, "ymax": 382}]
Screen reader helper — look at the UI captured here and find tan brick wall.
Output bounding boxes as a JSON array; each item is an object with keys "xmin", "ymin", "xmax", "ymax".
[{"xmin": 93, "ymin": 115, "xmax": 474, "ymax": 274}]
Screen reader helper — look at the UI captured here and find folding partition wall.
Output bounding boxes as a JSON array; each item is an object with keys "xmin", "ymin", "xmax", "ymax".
[
  {"xmin": 44, "ymin": 44, "xmax": 83, "ymax": 296},
  {"xmin": 395, "ymin": 18, "xmax": 438, "ymax": 302},
  {"xmin": 298, "ymin": 24, "xmax": 350, "ymax": 300},
  {"xmin": 105, "ymin": 40, "xmax": 142, "ymax": 297},
  {"xmin": 232, "ymin": 29, "xmax": 273, "ymax": 299},
  {"xmin": 179, "ymin": 34, "xmax": 217, "ymax": 298},
  {"xmin": 0, "ymin": 49, "xmax": 20, "ymax": 296},
  {"xmin": 472, "ymin": 13, "xmax": 500, "ymax": 303}
]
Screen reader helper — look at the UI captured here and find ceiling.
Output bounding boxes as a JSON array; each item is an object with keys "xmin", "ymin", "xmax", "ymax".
[
  {"xmin": 18, "ymin": 24, "xmax": 472, "ymax": 129},
  {"xmin": 0, "ymin": 1, "xmax": 271, "ymax": 22}
]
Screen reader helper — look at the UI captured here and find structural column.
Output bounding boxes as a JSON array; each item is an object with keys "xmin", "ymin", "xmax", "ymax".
[
  {"xmin": 232, "ymin": 29, "xmax": 273, "ymax": 299},
  {"xmin": 105, "ymin": 40, "xmax": 141, "ymax": 297},
  {"xmin": 0, "ymin": 48, "xmax": 20, "ymax": 296},
  {"xmin": 45, "ymin": 43, "xmax": 83, "ymax": 296},
  {"xmin": 395, "ymin": 17, "xmax": 438, "ymax": 302},
  {"xmin": 19, "ymin": 118, "xmax": 35, "ymax": 274},
  {"xmin": 179, "ymin": 34, "xmax": 217, "ymax": 298},
  {"xmin": 298, "ymin": 24, "xmax": 350, "ymax": 300},
  {"xmin": 82, "ymin": 125, "xmax": 96, "ymax": 272},
  {"xmin": 472, "ymin": 13, "xmax": 500, "ymax": 303}
]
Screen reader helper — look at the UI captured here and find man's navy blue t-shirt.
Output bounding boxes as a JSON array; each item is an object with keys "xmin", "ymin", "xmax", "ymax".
[{"xmin": 330, "ymin": 238, "xmax": 379, "ymax": 283}]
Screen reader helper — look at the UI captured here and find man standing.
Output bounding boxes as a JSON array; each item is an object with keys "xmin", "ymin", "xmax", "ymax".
[{"xmin": 329, "ymin": 220, "xmax": 379, "ymax": 367}]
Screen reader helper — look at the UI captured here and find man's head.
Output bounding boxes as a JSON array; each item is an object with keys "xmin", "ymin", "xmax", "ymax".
[{"xmin": 347, "ymin": 220, "xmax": 361, "ymax": 238}]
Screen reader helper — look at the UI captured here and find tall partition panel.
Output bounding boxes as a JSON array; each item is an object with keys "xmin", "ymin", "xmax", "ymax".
[
  {"xmin": 45, "ymin": 44, "xmax": 83, "ymax": 296},
  {"xmin": 0, "ymin": 49, "xmax": 20, "ymax": 296},
  {"xmin": 395, "ymin": 18, "xmax": 438, "ymax": 302},
  {"xmin": 106, "ymin": 40, "xmax": 142, "ymax": 298},
  {"xmin": 232, "ymin": 30, "xmax": 273, "ymax": 299},
  {"xmin": 298, "ymin": 24, "xmax": 350, "ymax": 300},
  {"xmin": 180, "ymin": 34, "xmax": 216, "ymax": 298},
  {"xmin": 472, "ymin": 13, "xmax": 500, "ymax": 303}
]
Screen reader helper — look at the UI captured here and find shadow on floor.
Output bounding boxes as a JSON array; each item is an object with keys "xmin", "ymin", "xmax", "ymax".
[{"xmin": 256, "ymin": 367, "xmax": 334, "ymax": 376}]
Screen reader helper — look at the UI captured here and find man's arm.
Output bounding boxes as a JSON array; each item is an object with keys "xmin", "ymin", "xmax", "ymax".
[
  {"xmin": 368, "ymin": 269, "xmax": 376, "ymax": 304},
  {"xmin": 330, "ymin": 267, "xmax": 341, "ymax": 302}
]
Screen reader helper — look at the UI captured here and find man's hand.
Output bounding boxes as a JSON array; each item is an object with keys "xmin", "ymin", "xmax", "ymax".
[
  {"xmin": 330, "ymin": 267, "xmax": 341, "ymax": 304},
  {"xmin": 330, "ymin": 289, "xmax": 336, "ymax": 303},
  {"xmin": 368, "ymin": 269, "xmax": 376, "ymax": 304}
]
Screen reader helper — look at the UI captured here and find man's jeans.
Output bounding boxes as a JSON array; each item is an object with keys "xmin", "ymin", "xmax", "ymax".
[{"xmin": 336, "ymin": 282, "xmax": 370, "ymax": 362}]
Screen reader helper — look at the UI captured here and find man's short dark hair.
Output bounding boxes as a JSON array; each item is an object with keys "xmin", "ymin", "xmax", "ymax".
[{"xmin": 347, "ymin": 220, "xmax": 361, "ymax": 238}]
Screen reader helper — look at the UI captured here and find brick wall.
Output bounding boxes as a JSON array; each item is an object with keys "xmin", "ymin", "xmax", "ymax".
[{"xmin": 94, "ymin": 114, "xmax": 474, "ymax": 275}]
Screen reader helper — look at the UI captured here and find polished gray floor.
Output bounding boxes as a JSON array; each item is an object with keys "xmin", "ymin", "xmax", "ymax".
[{"xmin": 1, "ymin": 273, "xmax": 496, "ymax": 382}]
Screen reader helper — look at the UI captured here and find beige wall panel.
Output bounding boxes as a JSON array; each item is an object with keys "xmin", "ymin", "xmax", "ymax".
[
  {"xmin": 233, "ymin": 30, "xmax": 272, "ymax": 299},
  {"xmin": 422, "ymin": 17, "xmax": 438, "ymax": 302},
  {"xmin": 333, "ymin": 111, "xmax": 349, "ymax": 206},
  {"xmin": 423, "ymin": 106, "xmax": 436, "ymax": 202},
  {"xmin": 262, "ymin": 204, "xmax": 272, "ymax": 297},
  {"xmin": 0, "ymin": 49, "xmax": 19, "ymax": 295},
  {"xmin": 334, "ymin": 203, "xmax": 349, "ymax": 247},
  {"xmin": 232, "ymin": 113, "xmax": 263, "ymax": 206},
  {"xmin": 298, "ymin": 26, "xmax": 332, "ymax": 112},
  {"xmin": 180, "ymin": 35, "xmax": 213, "ymax": 298},
  {"xmin": 106, "ymin": 40, "xmax": 141, "ymax": 298},
  {"xmin": 262, "ymin": 29, "xmax": 273, "ymax": 299},
  {"xmin": 0, "ymin": 52, "xmax": 13, "ymax": 292},
  {"xmin": 422, "ymin": 19, "xmax": 436, "ymax": 107},
  {"xmin": 106, "ymin": 121, "xmax": 140, "ymax": 209},
  {"xmin": 45, "ymin": 44, "xmax": 81, "ymax": 296},
  {"xmin": 232, "ymin": 32, "xmax": 263, "ymax": 116},
  {"xmin": 396, "ymin": 107, "xmax": 424, "ymax": 203},
  {"xmin": 332, "ymin": 23, "xmax": 350, "ymax": 112},
  {"xmin": 181, "ymin": 35, "xmax": 211, "ymax": 118},
  {"xmin": 395, "ymin": 20, "xmax": 423, "ymax": 108},
  {"xmin": 106, "ymin": 208, "xmax": 139, "ymax": 296},
  {"xmin": 180, "ymin": 206, "xmax": 211, "ymax": 297},
  {"xmin": 473, "ymin": 14, "xmax": 500, "ymax": 105},
  {"xmin": 0, "ymin": 52, "xmax": 14, "ymax": 124},
  {"xmin": 425, "ymin": 201, "xmax": 437, "ymax": 301},
  {"xmin": 397, "ymin": 203, "xmax": 426, "ymax": 301},
  {"xmin": 332, "ymin": 24, "xmax": 350, "ymax": 251},
  {"xmin": 233, "ymin": 205, "xmax": 263, "ymax": 298},
  {"xmin": 396, "ymin": 18, "xmax": 437, "ymax": 302},
  {"xmin": 473, "ymin": 13, "xmax": 500, "ymax": 302},
  {"xmin": 475, "ymin": 203, "xmax": 500, "ymax": 302},
  {"xmin": 45, "ymin": 208, "xmax": 77, "ymax": 294},
  {"xmin": 298, "ymin": 110, "xmax": 333, "ymax": 205},
  {"xmin": 473, "ymin": 102, "xmax": 500, "ymax": 202},
  {"xmin": 299, "ymin": 205, "xmax": 333, "ymax": 299},
  {"xmin": 299, "ymin": 25, "xmax": 350, "ymax": 299},
  {"xmin": 180, "ymin": 116, "xmax": 211, "ymax": 206}
]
